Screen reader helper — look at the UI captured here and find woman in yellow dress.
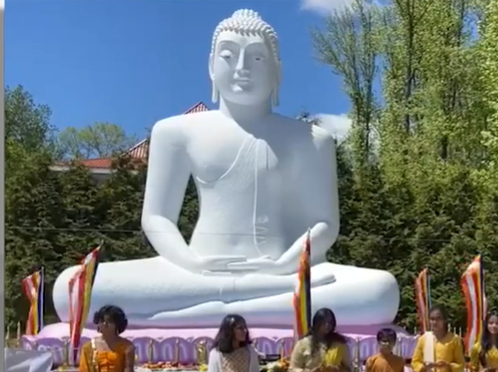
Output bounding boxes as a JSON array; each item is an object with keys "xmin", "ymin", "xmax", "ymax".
[
  {"xmin": 290, "ymin": 308, "xmax": 351, "ymax": 372},
  {"xmin": 79, "ymin": 305, "xmax": 135, "ymax": 372},
  {"xmin": 470, "ymin": 310, "xmax": 498, "ymax": 372},
  {"xmin": 411, "ymin": 304, "xmax": 465, "ymax": 372}
]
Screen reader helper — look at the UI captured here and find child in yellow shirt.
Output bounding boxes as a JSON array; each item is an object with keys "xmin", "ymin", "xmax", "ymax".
[
  {"xmin": 411, "ymin": 304, "xmax": 465, "ymax": 372},
  {"xmin": 365, "ymin": 328, "xmax": 405, "ymax": 372},
  {"xmin": 470, "ymin": 310, "xmax": 498, "ymax": 372}
]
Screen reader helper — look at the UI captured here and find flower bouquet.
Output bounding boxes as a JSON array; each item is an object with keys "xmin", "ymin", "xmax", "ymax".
[{"xmin": 265, "ymin": 358, "xmax": 290, "ymax": 372}]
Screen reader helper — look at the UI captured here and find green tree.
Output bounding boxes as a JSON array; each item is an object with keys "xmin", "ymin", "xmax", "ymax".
[
  {"xmin": 95, "ymin": 156, "xmax": 153, "ymax": 262},
  {"xmin": 55, "ymin": 164, "xmax": 100, "ymax": 267},
  {"xmin": 312, "ymin": 0, "xmax": 488, "ymax": 330},
  {"xmin": 5, "ymin": 85, "xmax": 57, "ymax": 157},
  {"xmin": 57, "ymin": 122, "xmax": 138, "ymax": 160},
  {"xmin": 5, "ymin": 85, "xmax": 62, "ymax": 328},
  {"xmin": 5, "ymin": 149, "xmax": 63, "ymax": 327},
  {"xmin": 312, "ymin": 0, "xmax": 380, "ymax": 171}
]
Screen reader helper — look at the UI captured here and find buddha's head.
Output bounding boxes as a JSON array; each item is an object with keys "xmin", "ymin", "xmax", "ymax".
[{"xmin": 209, "ymin": 9, "xmax": 281, "ymax": 107}]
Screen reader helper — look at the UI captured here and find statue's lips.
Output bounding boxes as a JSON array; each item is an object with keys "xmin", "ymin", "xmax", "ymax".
[{"xmin": 233, "ymin": 79, "xmax": 252, "ymax": 87}]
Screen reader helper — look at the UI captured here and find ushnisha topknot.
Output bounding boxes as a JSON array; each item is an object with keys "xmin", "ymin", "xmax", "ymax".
[{"xmin": 211, "ymin": 9, "xmax": 280, "ymax": 64}]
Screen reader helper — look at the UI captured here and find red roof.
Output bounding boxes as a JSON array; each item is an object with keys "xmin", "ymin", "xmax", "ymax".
[{"xmin": 55, "ymin": 102, "xmax": 209, "ymax": 170}]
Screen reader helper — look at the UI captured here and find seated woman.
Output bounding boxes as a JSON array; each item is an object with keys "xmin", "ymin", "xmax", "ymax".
[
  {"xmin": 470, "ymin": 310, "xmax": 498, "ymax": 372},
  {"xmin": 411, "ymin": 304, "xmax": 465, "ymax": 372},
  {"xmin": 207, "ymin": 314, "xmax": 261, "ymax": 372},
  {"xmin": 79, "ymin": 305, "xmax": 135, "ymax": 372},
  {"xmin": 290, "ymin": 308, "xmax": 351, "ymax": 372}
]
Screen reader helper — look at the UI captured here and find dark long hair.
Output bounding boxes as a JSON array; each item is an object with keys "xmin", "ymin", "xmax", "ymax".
[
  {"xmin": 212, "ymin": 314, "xmax": 252, "ymax": 354},
  {"xmin": 307, "ymin": 308, "xmax": 348, "ymax": 354},
  {"xmin": 479, "ymin": 310, "xmax": 498, "ymax": 367}
]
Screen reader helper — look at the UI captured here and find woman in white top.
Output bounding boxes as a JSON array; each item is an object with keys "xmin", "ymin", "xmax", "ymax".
[{"xmin": 208, "ymin": 314, "xmax": 261, "ymax": 372}]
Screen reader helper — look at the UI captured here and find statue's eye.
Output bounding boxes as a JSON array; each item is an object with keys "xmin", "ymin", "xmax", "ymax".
[
  {"xmin": 220, "ymin": 51, "xmax": 232, "ymax": 59},
  {"xmin": 254, "ymin": 56, "xmax": 265, "ymax": 62}
]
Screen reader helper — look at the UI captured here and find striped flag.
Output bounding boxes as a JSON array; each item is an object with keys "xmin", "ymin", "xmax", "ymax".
[
  {"xmin": 293, "ymin": 229, "xmax": 312, "ymax": 340},
  {"xmin": 22, "ymin": 267, "xmax": 45, "ymax": 335},
  {"xmin": 415, "ymin": 268, "xmax": 431, "ymax": 333},
  {"xmin": 68, "ymin": 244, "xmax": 103, "ymax": 363},
  {"xmin": 461, "ymin": 255, "xmax": 486, "ymax": 354}
]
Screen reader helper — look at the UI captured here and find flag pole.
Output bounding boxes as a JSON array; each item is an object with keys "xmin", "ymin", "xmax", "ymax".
[
  {"xmin": 40, "ymin": 266, "xmax": 45, "ymax": 332},
  {"xmin": 480, "ymin": 253, "xmax": 486, "ymax": 328}
]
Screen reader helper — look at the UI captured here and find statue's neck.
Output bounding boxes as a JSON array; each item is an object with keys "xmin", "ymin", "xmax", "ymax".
[{"xmin": 219, "ymin": 97, "xmax": 272, "ymax": 124}]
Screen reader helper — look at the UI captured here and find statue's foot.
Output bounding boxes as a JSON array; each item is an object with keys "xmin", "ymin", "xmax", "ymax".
[{"xmin": 53, "ymin": 258, "xmax": 398, "ymax": 328}]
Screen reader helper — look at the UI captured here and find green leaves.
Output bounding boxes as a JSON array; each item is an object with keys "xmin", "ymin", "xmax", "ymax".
[
  {"xmin": 314, "ymin": 0, "xmax": 498, "ymax": 330},
  {"xmin": 56, "ymin": 122, "xmax": 138, "ymax": 160}
]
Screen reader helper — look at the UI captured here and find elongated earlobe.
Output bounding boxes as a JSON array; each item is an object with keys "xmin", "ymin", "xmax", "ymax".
[
  {"xmin": 212, "ymin": 83, "xmax": 219, "ymax": 103},
  {"xmin": 271, "ymin": 90, "xmax": 279, "ymax": 107}
]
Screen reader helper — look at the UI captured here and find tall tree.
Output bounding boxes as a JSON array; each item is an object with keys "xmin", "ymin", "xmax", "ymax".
[
  {"xmin": 95, "ymin": 156, "xmax": 152, "ymax": 261},
  {"xmin": 478, "ymin": 0, "xmax": 498, "ymax": 189},
  {"xmin": 57, "ymin": 122, "xmax": 138, "ymax": 159},
  {"xmin": 312, "ymin": 0, "xmax": 489, "ymax": 328},
  {"xmin": 312, "ymin": 0, "xmax": 380, "ymax": 170},
  {"xmin": 5, "ymin": 85, "xmax": 56, "ymax": 156}
]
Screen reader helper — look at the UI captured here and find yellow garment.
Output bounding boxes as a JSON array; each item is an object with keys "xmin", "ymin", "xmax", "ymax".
[
  {"xmin": 79, "ymin": 338, "xmax": 134, "ymax": 372},
  {"xmin": 365, "ymin": 352, "xmax": 405, "ymax": 372},
  {"xmin": 469, "ymin": 342, "xmax": 498, "ymax": 371},
  {"xmin": 411, "ymin": 332, "xmax": 465, "ymax": 372},
  {"xmin": 290, "ymin": 336, "xmax": 351, "ymax": 372}
]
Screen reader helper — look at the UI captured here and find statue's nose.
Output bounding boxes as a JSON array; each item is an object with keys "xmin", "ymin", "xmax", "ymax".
[{"xmin": 235, "ymin": 50, "xmax": 249, "ymax": 74}]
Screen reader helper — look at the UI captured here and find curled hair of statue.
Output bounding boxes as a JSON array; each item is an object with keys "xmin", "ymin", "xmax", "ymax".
[{"xmin": 211, "ymin": 9, "xmax": 280, "ymax": 63}]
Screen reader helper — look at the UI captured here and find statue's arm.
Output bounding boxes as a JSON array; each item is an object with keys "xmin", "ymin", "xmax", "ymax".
[
  {"xmin": 279, "ymin": 129, "xmax": 339, "ymax": 268},
  {"xmin": 141, "ymin": 117, "xmax": 195, "ymax": 267}
]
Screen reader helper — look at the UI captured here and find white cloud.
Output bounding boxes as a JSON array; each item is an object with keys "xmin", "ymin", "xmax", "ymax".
[
  {"xmin": 314, "ymin": 113, "xmax": 352, "ymax": 140},
  {"xmin": 300, "ymin": 0, "xmax": 355, "ymax": 14}
]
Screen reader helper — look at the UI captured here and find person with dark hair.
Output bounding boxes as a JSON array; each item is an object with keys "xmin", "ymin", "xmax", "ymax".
[
  {"xmin": 290, "ymin": 308, "xmax": 351, "ymax": 372},
  {"xmin": 411, "ymin": 304, "xmax": 465, "ymax": 372},
  {"xmin": 207, "ymin": 314, "xmax": 261, "ymax": 372},
  {"xmin": 470, "ymin": 310, "xmax": 498, "ymax": 372},
  {"xmin": 365, "ymin": 328, "xmax": 404, "ymax": 372},
  {"xmin": 79, "ymin": 305, "xmax": 135, "ymax": 372}
]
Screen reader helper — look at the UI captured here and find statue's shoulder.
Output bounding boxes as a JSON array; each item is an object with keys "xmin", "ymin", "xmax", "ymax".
[
  {"xmin": 273, "ymin": 115, "xmax": 334, "ymax": 144},
  {"xmin": 310, "ymin": 123, "xmax": 335, "ymax": 143},
  {"xmin": 153, "ymin": 111, "xmax": 219, "ymax": 133}
]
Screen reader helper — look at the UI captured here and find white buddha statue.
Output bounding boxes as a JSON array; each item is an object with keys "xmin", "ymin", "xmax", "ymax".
[{"xmin": 53, "ymin": 9, "xmax": 399, "ymax": 328}]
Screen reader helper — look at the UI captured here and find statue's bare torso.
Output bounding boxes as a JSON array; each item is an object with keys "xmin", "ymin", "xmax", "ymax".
[{"xmin": 172, "ymin": 110, "xmax": 317, "ymax": 260}]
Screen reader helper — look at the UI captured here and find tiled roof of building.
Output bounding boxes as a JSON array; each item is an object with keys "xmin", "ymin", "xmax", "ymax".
[{"xmin": 56, "ymin": 102, "xmax": 209, "ymax": 169}]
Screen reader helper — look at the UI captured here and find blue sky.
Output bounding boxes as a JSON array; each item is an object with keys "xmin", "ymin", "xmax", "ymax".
[{"xmin": 6, "ymin": 0, "xmax": 353, "ymax": 142}]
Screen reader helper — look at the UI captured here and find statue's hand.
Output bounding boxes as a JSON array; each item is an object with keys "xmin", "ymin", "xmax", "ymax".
[
  {"xmin": 227, "ymin": 256, "xmax": 291, "ymax": 275},
  {"xmin": 196, "ymin": 255, "xmax": 248, "ymax": 274}
]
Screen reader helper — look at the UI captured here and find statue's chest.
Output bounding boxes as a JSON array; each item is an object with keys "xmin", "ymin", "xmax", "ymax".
[{"xmin": 190, "ymin": 133, "xmax": 283, "ymax": 184}]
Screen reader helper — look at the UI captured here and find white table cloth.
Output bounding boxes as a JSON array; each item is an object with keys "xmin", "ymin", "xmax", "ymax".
[{"xmin": 5, "ymin": 348, "xmax": 54, "ymax": 372}]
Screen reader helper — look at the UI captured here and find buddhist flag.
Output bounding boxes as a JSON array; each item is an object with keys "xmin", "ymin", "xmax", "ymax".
[
  {"xmin": 415, "ymin": 268, "xmax": 431, "ymax": 333},
  {"xmin": 461, "ymin": 255, "xmax": 486, "ymax": 354},
  {"xmin": 293, "ymin": 229, "xmax": 312, "ymax": 340},
  {"xmin": 22, "ymin": 267, "xmax": 45, "ymax": 335},
  {"xmin": 69, "ymin": 243, "xmax": 103, "ymax": 363}
]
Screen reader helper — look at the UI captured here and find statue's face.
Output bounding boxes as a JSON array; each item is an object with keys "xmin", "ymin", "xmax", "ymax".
[{"xmin": 211, "ymin": 30, "xmax": 277, "ymax": 106}]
